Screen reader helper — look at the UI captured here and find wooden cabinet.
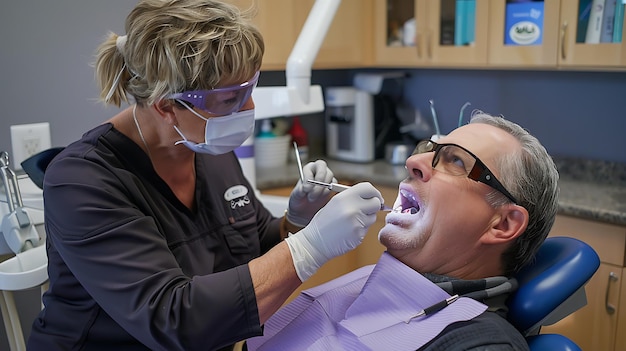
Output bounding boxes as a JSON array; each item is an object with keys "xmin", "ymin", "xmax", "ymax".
[
  {"xmin": 224, "ymin": 0, "xmax": 297, "ymax": 70},
  {"xmin": 373, "ymin": 0, "xmax": 626, "ymax": 69},
  {"xmin": 558, "ymin": 0, "xmax": 626, "ymax": 68},
  {"xmin": 227, "ymin": 0, "xmax": 372, "ymax": 71},
  {"xmin": 487, "ymin": 0, "xmax": 561, "ymax": 67},
  {"xmin": 489, "ymin": 0, "xmax": 626, "ymax": 68},
  {"xmin": 543, "ymin": 215, "xmax": 626, "ymax": 351},
  {"xmin": 231, "ymin": 0, "xmax": 626, "ymax": 70},
  {"xmin": 295, "ymin": 0, "xmax": 374, "ymax": 69},
  {"xmin": 373, "ymin": 0, "xmax": 490, "ymax": 67}
]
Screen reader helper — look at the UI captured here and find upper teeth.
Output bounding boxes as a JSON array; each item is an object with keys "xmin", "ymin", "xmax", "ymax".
[
  {"xmin": 395, "ymin": 189, "xmax": 420, "ymax": 214},
  {"xmin": 400, "ymin": 189, "xmax": 417, "ymax": 203}
]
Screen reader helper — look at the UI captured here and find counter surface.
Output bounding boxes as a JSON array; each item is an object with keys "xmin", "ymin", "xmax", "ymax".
[{"xmin": 256, "ymin": 159, "xmax": 626, "ymax": 227}]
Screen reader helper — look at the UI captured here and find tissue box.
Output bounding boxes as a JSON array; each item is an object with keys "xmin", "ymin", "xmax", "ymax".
[{"xmin": 505, "ymin": 1, "xmax": 544, "ymax": 45}]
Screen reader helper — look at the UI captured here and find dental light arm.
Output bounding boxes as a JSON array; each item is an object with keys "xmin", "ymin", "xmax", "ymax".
[
  {"xmin": 0, "ymin": 151, "xmax": 42, "ymax": 254},
  {"xmin": 286, "ymin": 0, "xmax": 340, "ymax": 103},
  {"xmin": 252, "ymin": 0, "xmax": 341, "ymax": 119}
]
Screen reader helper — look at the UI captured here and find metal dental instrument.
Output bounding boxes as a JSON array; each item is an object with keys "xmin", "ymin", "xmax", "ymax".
[
  {"xmin": 458, "ymin": 101, "xmax": 471, "ymax": 127},
  {"xmin": 429, "ymin": 99, "xmax": 441, "ymax": 137},
  {"xmin": 293, "ymin": 141, "xmax": 305, "ymax": 183},
  {"xmin": 306, "ymin": 179, "xmax": 393, "ymax": 212},
  {"xmin": 307, "ymin": 179, "xmax": 351, "ymax": 192},
  {"xmin": 294, "ymin": 143, "xmax": 392, "ymax": 212}
]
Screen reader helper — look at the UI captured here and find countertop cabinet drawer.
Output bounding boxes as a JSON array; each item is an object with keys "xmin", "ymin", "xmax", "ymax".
[{"xmin": 551, "ymin": 215, "xmax": 626, "ymax": 266}]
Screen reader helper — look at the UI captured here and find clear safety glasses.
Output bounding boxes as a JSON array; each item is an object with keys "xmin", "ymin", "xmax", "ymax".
[
  {"xmin": 413, "ymin": 140, "xmax": 519, "ymax": 204},
  {"xmin": 168, "ymin": 71, "xmax": 260, "ymax": 116}
]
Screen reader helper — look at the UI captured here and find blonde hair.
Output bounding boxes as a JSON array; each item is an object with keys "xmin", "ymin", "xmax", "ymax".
[{"xmin": 95, "ymin": 0, "xmax": 264, "ymax": 107}]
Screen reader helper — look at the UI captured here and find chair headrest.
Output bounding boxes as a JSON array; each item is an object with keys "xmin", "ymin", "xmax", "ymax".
[
  {"xmin": 506, "ymin": 236, "xmax": 600, "ymax": 333},
  {"xmin": 20, "ymin": 147, "xmax": 64, "ymax": 190}
]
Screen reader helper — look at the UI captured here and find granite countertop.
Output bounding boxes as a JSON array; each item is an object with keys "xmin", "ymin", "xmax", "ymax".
[{"xmin": 256, "ymin": 158, "xmax": 626, "ymax": 227}]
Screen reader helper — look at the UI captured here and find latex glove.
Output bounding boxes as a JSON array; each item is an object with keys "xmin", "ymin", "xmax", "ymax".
[
  {"xmin": 285, "ymin": 182, "xmax": 383, "ymax": 281},
  {"xmin": 286, "ymin": 160, "xmax": 336, "ymax": 227}
]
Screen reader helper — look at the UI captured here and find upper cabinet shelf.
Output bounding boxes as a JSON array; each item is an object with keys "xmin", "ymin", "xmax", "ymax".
[
  {"xmin": 230, "ymin": 0, "xmax": 626, "ymax": 71},
  {"xmin": 225, "ymin": 0, "xmax": 372, "ymax": 71},
  {"xmin": 489, "ymin": 0, "xmax": 626, "ymax": 68},
  {"xmin": 374, "ymin": 0, "xmax": 490, "ymax": 67}
]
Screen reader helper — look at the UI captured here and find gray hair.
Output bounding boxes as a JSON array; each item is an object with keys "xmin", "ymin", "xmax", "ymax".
[
  {"xmin": 469, "ymin": 111, "xmax": 560, "ymax": 275},
  {"xmin": 95, "ymin": 0, "xmax": 264, "ymax": 107}
]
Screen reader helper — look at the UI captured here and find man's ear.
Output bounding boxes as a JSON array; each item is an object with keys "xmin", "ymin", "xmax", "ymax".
[
  {"xmin": 483, "ymin": 204, "xmax": 529, "ymax": 244},
  {"xmin": 153, "ymin": 99, "xmax": 178, "ymax": 124}
]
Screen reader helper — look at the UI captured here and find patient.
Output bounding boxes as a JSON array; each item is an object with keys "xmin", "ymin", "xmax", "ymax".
[{"xmin": 247, "ymin": 112, "xmax": 560, "ymax": 351}]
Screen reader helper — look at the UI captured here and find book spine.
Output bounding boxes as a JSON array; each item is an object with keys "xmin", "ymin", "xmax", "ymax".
[
  {"xmin": 586, "ymin": 0, "xmax": 606, "ymax": 43},
  {"xmin": 454, "ymin": 0, "xmax": 468, "ymax": 46},
  {"xmin": 613, "ymin": 1, "xmax": 624, "ymax": 42},
  {"xmin": 465, "ymin": 0, "xmax": 476, "ymax": 44},
  {"xmin": 600, "ymin": 0, "xmax": 617, "ymax": 42}
]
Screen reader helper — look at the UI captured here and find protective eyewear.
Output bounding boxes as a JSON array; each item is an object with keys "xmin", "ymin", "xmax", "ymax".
[
  {"xmin": 413, "ymin": 140, "xmax": 518, "ymax": 204},
  {"xmin": 168, "ymin": 71, "xmax": 260, "ymax": 116}
]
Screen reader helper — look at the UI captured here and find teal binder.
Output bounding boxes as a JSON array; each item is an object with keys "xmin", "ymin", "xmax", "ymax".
[
  {"xmin": 614, "ymin": 2, "xmax": 624, "ymax": 42},
  {"xmin": 454, "ymin": 0, "xmax": 476, "ymax": 46}
]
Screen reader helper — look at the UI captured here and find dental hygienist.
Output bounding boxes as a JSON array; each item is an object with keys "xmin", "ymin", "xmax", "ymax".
[{"xmin": 27, "ymin": 1, "xmax": 383, "ymax": 350}]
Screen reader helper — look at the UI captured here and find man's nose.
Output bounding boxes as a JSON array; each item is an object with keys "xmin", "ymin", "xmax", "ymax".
[{"xmin": 405, "ymin": 152, "xmax": 433, "ymax": 182}]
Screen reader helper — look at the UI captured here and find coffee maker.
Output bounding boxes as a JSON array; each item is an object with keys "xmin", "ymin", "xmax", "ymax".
[{"xmin": 325, "ymin": 87, "xmax": 375, "ymax": 162}]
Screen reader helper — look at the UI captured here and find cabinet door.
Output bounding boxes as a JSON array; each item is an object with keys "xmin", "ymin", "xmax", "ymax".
[
  {"xmin": 542, "ymin": 263, "xmax": 622, "ymax": 351},
  {"xmin": 425, "ymin": 0, "xmax": 490, "ymax": 66},
  {"xmin": 558, "ymin": 0, "xmax": 626, "ymax": 67},
  {"xmin": 226, "ymin": 0, "xmax": 298, "ymax": 70},
  {"xmin": 295, "ymin": 0, "xmax": 373, "ymax": 69},
  {"xmin": 374, "ymin": 0, "xmax": 489, "ymax": 67},
  {"xmin": 373, "ymin": 0, "xmax": 423, "ymax": 66},
  {"xmin": 487, "ymin": 0, "xmax": 561, "ymax": 67}
]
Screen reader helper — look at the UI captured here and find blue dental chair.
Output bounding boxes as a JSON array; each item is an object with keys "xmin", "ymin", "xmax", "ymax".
[{"xmin": 507, "ymin": 236, "xmax": 600, "ymax": 351}]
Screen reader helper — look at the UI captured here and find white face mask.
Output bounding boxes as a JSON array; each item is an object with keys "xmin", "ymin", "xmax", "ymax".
[{"xmin": 174, "ymin": 101, "xmax": 255, "ymax": 155}]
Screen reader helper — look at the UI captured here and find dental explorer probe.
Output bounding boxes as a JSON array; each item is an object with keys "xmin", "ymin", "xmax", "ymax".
[
  {"xmin": 293, "ymin": 142, "xmax": 392, "ymax": 212},
  {"xmin": 306, "ymin": 179, "xmax": 392, "ymax": 212}
]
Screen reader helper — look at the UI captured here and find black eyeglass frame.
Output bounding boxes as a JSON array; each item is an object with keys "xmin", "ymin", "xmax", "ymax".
[{"xmin": 413, "ymin": 140, "xmax": 519, "ymax": 204}]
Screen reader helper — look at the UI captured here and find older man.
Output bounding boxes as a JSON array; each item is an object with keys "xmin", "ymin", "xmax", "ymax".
[{"xmin": 247, "ymin": 112, "xmax": 560, "ymax": 351}]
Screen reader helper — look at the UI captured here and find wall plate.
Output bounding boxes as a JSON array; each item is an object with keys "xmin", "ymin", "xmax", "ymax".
[{"xmin": 10, "ymin": 123, "xmax": 51, "ymax": 171}]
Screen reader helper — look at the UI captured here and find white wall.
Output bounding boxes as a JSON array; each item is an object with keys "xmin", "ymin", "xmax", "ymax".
[
  {"xmin": 0, "ymin": 1, "xmax": 138, "ymax": 160},
  {"xmin": 0, "ymin": 1, "xmax": 138, "ymax": 348}
]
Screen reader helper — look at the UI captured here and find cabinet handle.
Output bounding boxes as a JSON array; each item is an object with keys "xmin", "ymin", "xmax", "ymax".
[
  {"xmin": 605, "ymin": 271, "xmax": 618, "ymax": 314},
  {"xmin": 416, "ymin": 32, "xmax": 422, "ymax": 59},
  {"xmin": 427, "ymin": 30, "xmax": 432, "ymax": 60},
  {"xmin": 560, "ymin": 21, "xmax": 567, "ymax": 61}
]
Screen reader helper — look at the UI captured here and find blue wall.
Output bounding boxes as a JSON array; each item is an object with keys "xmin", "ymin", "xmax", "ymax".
[
  {"xmin": 266, "ymin": 69, "xmax": 626, "ymax": 163},
  {"xmin": 400, "ymin": 69, "xmax": 626, "ymax": 163}
]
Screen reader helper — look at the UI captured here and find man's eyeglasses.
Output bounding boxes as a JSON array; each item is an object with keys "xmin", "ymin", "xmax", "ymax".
[
  {"xmin": 413, "ymin": 140, "xmax": 519, "ymax": 204},
  {"xmin": 167, "ymin": 71, "xmax": 260, "ymax": 116}
]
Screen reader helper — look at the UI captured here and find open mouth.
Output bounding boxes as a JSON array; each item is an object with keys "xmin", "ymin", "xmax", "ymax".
[{"xmin": 393, "ymin": 188, "xmax": 420, "ymax": 214}]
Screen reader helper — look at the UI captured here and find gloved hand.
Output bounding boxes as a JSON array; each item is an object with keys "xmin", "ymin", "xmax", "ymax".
[
  {"xmin": 286, "ymin": 160, "xmax": 336, "ymax": 227},
  {"xmin": 285, "ymin": 182, "xmax": 383, "ymax": 281}
]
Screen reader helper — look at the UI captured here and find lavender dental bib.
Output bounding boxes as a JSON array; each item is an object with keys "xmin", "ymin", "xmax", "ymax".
[{"xmin": 247, "ymin": 252, "xmax": 487, "ymax": 351}]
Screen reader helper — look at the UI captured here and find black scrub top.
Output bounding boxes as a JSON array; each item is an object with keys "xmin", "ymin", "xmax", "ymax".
[{"xmin": 28, "ymin": 123, "xmax": 282, "ymax": 350}]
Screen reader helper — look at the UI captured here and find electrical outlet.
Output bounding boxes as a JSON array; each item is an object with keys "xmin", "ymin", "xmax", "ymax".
[{"xmin": 10, "ymin": 122, "xmax": 51, "ymax": 171}]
